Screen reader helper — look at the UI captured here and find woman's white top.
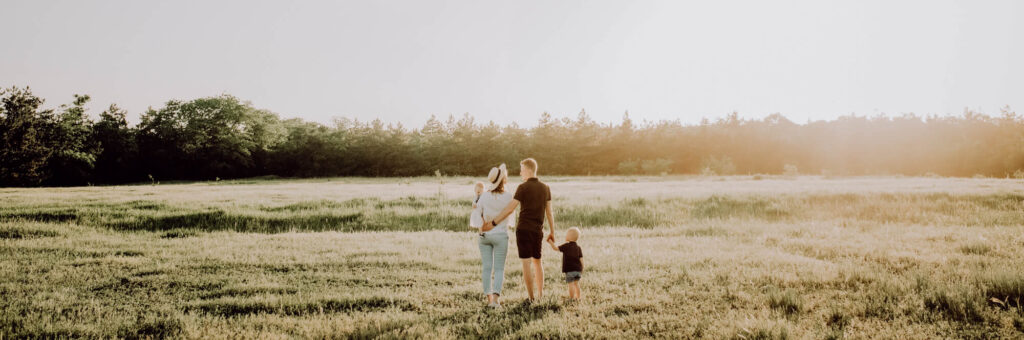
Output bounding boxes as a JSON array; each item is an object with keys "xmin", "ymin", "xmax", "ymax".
[{"xmin": 470, "ymin": 191, "xmax": 515, "ymax": 234}]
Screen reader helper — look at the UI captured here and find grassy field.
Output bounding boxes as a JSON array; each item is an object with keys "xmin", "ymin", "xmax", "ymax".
[{"xmin": 2, "ymin": 176, "xmax": 1024, "ymax": 339}]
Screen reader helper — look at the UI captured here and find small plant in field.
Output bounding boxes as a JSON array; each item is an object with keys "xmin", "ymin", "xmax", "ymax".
[
  {"xmin": 982, "ymin": 272, "xmax": 1024, "ymax": 309},
  {"xmin": 1014, "ymin": 169, "xmax": 1024, "ymax": 180},
  {"xmin": 860, "ymin": 281, "xmax": 902, "ymax": 320},
  {"xmin": 825, "ymin": 309, "xmax": 850, "ymax": 339},
  {"xmin": 923, "ymin": 286, "xmax": 985, "ymax": 322},
  {"xmin": 828, "ymin": 309, "xmax": 851, "ymax": 329},
  {"xmin": 766, "ymin": 288, "xmax": 803, "ymax": 317},
  {"xmin": 783, "ymin": 164, "xmax": 799, "ymax": 176},
  {"xmin": 734, "ymin": 325, "xmax": 790, "ymax": 340},
  {"xmin": 959, "ymin": 242, "xmax": 992, "ymax": 255}
]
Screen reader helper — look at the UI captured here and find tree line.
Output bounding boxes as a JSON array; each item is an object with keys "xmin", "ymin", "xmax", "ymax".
[{"xmin": 1, "ymin": 86, "xmax": 1022, "ymax": 187}]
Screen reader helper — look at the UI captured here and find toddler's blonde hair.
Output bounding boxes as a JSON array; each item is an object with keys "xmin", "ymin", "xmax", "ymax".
[
  {"xmin": 473, "ymin": 181, "xmax": 485, "ymax": 193},
  {"xmin": 566, "ymin": 227, "xmax": 581, "ymax": 242}
]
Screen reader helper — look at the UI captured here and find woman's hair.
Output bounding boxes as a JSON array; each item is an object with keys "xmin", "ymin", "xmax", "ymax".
[{"xmin": 490, "ymin": 177, "xmax": 506, "ymax": 194}]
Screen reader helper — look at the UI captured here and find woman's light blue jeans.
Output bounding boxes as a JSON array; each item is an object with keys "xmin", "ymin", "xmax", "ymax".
[{"xmin": 479, "ymin": 232, "xmax": 508, "ymax": 296}]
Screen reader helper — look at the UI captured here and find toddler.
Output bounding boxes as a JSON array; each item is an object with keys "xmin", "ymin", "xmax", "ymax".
[{"xmin": 547, "ymin": 227, "xmax": 584, "ymax": 300}]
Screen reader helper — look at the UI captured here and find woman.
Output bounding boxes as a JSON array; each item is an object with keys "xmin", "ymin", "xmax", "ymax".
[{"xmin": 472, "ymin": 163, "xmax": 514, "ymax": 308}]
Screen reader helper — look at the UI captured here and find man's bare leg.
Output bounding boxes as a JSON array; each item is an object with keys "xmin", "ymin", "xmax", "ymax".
[
  {"xmin": 532, "ymin": 258, "xmax": 544, "ymax": 300},
  {"xmin": 521, "ymin": 259, "xmax": 535, "ymax": 301}
]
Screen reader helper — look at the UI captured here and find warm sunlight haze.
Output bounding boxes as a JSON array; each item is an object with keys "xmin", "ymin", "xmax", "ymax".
[{"xmin": 1, "ymin": 1, "xmax": 1022, "ymax": 339}]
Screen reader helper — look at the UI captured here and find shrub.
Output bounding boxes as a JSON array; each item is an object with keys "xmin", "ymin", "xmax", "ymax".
[
  {"xmin": 783, "ymin": 164, "xmax": 799, "ymax": 176},
  {"xmin": 641, "ymin": 158, "xmax": 673, "ymax": 175},
  {"xmin": 701, "ymin": 155, "xmax": 736, "ymax": 176},
  {"xmin": 617, "ymin": 160, "xmax": 639, "ymax": 175}
]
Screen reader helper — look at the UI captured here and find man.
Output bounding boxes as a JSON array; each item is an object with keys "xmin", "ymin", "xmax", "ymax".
[{"xmin": 483, "ymin": 158, "xmax": 555, "ymax": 302}]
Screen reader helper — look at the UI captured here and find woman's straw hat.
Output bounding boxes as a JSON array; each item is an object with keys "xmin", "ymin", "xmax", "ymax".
[{"xmin": 486, "ymin": 163, "xmax": 508, "ymax": 191}]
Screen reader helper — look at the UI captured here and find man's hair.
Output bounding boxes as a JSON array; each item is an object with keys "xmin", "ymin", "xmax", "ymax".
[
  {"xmin": 520, "ymin": 158, "xmax": 538, "ymax": 174},
  {"xmin": 566, "ymin": 227, "xmax": 581, "ymax": 242}
]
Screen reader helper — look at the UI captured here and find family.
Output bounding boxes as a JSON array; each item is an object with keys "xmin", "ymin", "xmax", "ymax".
[{"xmin": 469, "ymin": 158, "xmax": 584, "ymax": 308}]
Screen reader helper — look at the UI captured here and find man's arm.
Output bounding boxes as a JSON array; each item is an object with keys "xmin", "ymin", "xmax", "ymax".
[
  {"xmin": 481, "ymin": 199, "xmax": 519, "ymax": 232},
  {"xmin": 545, "ymin": 201, "xmax": 555, "ymax": 242}
]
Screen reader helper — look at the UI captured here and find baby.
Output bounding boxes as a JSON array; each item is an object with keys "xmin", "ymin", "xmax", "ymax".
[
  {"xmin": 472, "ymin": 181, "xmax": 485, "ymax": 209},
  {"xmin": 547, "ymin": 227, "xmax": 584, "ymax": 300},
  {"xmin": 469, "ymin": 182, "xmax": 485, "ymax": 233}
]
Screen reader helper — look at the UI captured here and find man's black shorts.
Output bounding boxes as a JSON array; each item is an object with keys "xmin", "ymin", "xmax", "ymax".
[{"xmin": 516, "ymin": 229, "xmax": 543, "ymax": 259}]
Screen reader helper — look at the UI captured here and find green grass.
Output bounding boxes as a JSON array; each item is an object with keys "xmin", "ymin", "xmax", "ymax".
[
  {"xmin": 1, "ymin": 176, "xmax": 1023, "ymax": 338},
  {"xmin": 2, "ymin": 192, "xmax": 1022, "ymax": 233}
]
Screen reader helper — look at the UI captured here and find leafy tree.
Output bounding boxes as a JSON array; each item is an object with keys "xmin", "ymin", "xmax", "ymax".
[
  {"xmin": 44, "ymin": 94, "xmax": 100, "ymax": 186},
  {"xmin": 268, "ymin": 119, "xmax": 345, "ymax": 177},
  {"xmin": 0, "ymin": 87, "xmax": 55, "ymax": 186},
  {"xmin": 4, "ymin": 89, "xmax": 1024, "ymax": 186},
  {"xmin": 137, "ymin": 95, "xmax": 280, "ymax": 180},
  {"xmin": 92, "ymin": 104, "xmax": 139, "ymax": 184}
]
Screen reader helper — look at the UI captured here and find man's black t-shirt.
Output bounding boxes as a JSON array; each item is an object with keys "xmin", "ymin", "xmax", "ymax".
[
  {"xmin": 558, "ymin": 242, "xmax": 583, "ymax": 273},
  {"xmin": 513, "ymin": 177, "xmax": 550, "ymax": 232}
]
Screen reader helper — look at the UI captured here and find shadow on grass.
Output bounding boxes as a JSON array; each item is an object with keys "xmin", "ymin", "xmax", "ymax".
[
  {"xmin": 0, "ymin": 226, "xmax": 59, "ymax": 239},
  {"xmin": 117, "ymin": 318, "xmax": 182, "ymax": 340},
  {"xmin": 106, "ymin": 210, "xmax": 365, "ymax": 233},
  {"xmin": 186, "ymin": 297, "xmax": 418, "ymax": 316},
  {"xmin": 437, "ymin": 300, "xmax": 562, "ymax": 339},
  {"xmin": 691, "ymin": 195, "xmax": 790, "ymax": 221},
  {"xmin": 200, "ymin": 286, "xmax": 299, "ymax": 300}
]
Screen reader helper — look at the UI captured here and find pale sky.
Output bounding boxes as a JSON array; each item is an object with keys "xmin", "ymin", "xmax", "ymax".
[{"xmin": 2, "ymin": 0, "xmax": 1021, "ymax": 127}]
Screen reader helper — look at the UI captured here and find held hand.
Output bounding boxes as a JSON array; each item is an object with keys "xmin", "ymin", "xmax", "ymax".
[{"xmin": 546, "ymin": 233, "xmax": 555, "ymax": 243}]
